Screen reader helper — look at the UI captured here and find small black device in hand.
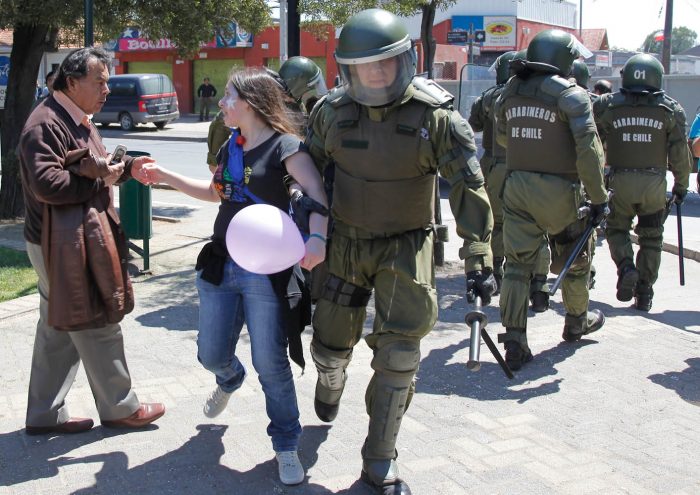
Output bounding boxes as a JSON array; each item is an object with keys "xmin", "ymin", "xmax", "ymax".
[{"xmin": 111, "ymin": 144, "xmax": 127, "ymax": 164}]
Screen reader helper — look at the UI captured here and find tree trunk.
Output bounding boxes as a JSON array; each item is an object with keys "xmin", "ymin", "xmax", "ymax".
[
  {"xmin": 420, "ymin": 2, "xmax": 437, "ymax": 79},
  {"xmin": 0, "ymin": 24, "xmax": 58, "ymax": 219}
]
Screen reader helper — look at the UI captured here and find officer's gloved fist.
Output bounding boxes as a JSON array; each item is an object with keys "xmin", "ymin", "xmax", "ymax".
[
  {"xmin": 672, "ymin": 183, "xmax": 687, "ymax": 205},
  {"xmin": 466, "ymin": 270, "xmax": 497, "ymax": 306},
  {"xmin": 590, "ymin": 202, "xmax": 609, "ymax": 227},
  {"xmin": 289, "ymin": 190, "xmax": 329, "ymax": 234}
]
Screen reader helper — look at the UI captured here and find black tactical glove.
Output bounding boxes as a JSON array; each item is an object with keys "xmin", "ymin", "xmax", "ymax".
[
  {"xmin": 289, "ymin": 190, "xmax": 329, "ymax": 235},
  {"xmin": 466, "ymin": 270, "xmax": 497, "ymax": 306},
  {"xmin": 589, "ymin": 202, "xmax": 609, "ymax": 227},
  {"xmin": 672, "ymin": 183, "xmax": 687, "ymax": 205}
]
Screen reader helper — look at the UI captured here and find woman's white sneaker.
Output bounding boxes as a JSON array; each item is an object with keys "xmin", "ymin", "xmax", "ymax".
[
  {"xmin": 276, "ymin": 450, "xmax": 304, "ymax": 485},
  {"xmin": 203, "ymin": 385, "xmax": 232, "ymax": 418}
]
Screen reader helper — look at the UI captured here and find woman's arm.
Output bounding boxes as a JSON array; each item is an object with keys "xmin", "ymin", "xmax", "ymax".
[
  {"xmin": 284, "ymin": 151, "xmax": 329, "ymax": 271},
  {"xmin": 140, "ymin": 164, "xmax": 220, "ymax": 202}
]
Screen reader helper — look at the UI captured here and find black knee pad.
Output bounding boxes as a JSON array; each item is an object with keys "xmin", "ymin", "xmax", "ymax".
[{"xmin": 321, "ymin": 274, "xmax": 372, "ymax": 307}]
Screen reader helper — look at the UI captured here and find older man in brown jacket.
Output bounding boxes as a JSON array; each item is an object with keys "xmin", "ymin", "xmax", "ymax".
[{"xmin": 19, "ymin": 47, "xmax": 165, "ymax": 435}]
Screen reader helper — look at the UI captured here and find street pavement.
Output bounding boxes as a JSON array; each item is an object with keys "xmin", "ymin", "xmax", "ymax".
[{"xmin": 1, "ymin": 116, "xmax": 700, "ymax": 494}]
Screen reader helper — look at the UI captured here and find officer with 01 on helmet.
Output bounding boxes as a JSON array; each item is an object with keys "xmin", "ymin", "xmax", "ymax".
[
  {"xmin": 494, "ymin": 29, "xmax": 608, "ymax": 371},
  {"xmin": 305, "ymin": 8, "xmax": 496, "ymax": 494},
  {"xmin": 593, "ymin": 53, "xmax": 691, "ymax": 311}
]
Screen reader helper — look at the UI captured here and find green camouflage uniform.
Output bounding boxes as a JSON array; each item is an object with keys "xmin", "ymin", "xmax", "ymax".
[
  {"xmin": 470, "ymin": 85, "xmax": 551, "ymax": 294},
  {"xmin": 306, "ymin": 78, "xmax": 493, "ymax": 465},
  {"xmin": 594, "ymin": 90, "xmax": 691, "ymax": 299},
  {"xmin": 206, "ymin": 111, "xmax": 231, "ymax": 168},
  {"xmin": 495, "ymin": 73, "xmax": 607, "ymax": 352}
]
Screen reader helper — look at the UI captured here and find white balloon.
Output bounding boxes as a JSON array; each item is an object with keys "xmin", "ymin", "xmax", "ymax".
[{"xmin": 226, "ymin": 204, "xmax": 305, "ymax": 274}]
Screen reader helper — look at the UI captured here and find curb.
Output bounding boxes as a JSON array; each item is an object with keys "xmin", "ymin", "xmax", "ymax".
[{"xmin": 102, "ymin": 131, "xmax": 207, "ymax": 143}]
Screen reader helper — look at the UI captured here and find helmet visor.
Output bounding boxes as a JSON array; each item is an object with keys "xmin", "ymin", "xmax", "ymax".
[
  {"xmin": 569, "ymin": 36, "xmax": 593, "ymax": 59},
  {"xmin": 338, "ymin": 50, "xmax": 415, "ymax": 107}
]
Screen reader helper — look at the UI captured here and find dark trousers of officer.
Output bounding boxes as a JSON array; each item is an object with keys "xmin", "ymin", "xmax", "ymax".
[
  {"xmin": 311, "ymin": 225, "xmax": 437, "ymax": 463},
  {"xmin": 605, "ymin": 169, "xmax": 666, "ymax": 291},
  {"xmin": 500, "ymin": 172, "xmax": 592, "ymax": 347}
]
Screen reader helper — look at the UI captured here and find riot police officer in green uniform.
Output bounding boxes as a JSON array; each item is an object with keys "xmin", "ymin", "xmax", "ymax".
[
  {"xmin": 570, "ymin": 59, "xmax": 590, "ymax": 90},
  {"xmin": 306, "ymin": 9, "xmax": 496, "ymax": 494},
  {"xmin": 594, "ymin": 54, "xmax": 691, "ymax": 311},
  {"xmin": 279, "ymin": 55, "xmax": 328, "ymax": 114},
  {"xmin": 494, "ymin": 29, "xmax": 608, "ymax": 370},
  {"xmin": 569, "ymin": 58, "xmax": 600, "ymax": 290},
  {"xmin": 469, "ymin": 51, "xmax": 552, "ymax": 311}
]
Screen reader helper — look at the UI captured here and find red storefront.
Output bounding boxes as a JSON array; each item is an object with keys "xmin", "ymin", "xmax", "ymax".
[{"xmin": 113, "ymin": 25, "xmax": 337, "ymax": 114}]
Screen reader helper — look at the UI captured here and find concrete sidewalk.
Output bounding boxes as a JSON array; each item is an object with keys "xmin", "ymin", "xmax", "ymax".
[{"xmin": 1, "ymin": 181, "xmax": 700, "ymax": 494}]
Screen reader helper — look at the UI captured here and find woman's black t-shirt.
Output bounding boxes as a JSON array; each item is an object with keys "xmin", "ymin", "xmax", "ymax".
[{"xmin": 211, "ymin": 131, "xmax": 306, "ymax": 243}]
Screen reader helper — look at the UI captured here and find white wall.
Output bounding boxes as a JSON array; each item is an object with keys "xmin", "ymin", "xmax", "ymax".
[{"xmin": 402, "ymin": 0, "xmax": 577, "ymax": 39}]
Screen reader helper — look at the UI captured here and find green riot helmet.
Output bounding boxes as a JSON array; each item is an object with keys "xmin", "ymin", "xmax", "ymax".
[
  {"xmin": 278, "ymin": 56, "xmax": 328, "ymax": 108},
  {"xmin": 570, "ymin": 59, "xmax": 590, "ymax": 88},
  {"xmin": 489, "ymin": 51, "xmax": 517, "ymax": 84},
  {"xmin": 621, "ymin": 54, "xmax": 664, "ymax": 93},
  {"xmin": 335, "ymin": 8, "xmax": 417, "ymax": 107},
  {"xmin": 526, "ymin": 29, "xmax": 592, "ymax": 76}
]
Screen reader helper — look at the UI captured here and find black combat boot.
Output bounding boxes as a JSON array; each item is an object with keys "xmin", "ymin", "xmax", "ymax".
[
  {"xmin": 314, "ymin": 399, "xmax": 339, "ymax": 423},
  {"xmin": 562, "ymin": 310, "xmax": 605, "ymax": 342},
  {"xmin": 500, "ymin": 328, "xmax": 532, "ymax": 371},
  {"xmin": 634, "ymin": 283, "xmax": 653, "ymax": 312},
  {"xmin": 530, "ymin": 291, "xmax": 549, "ymax": 313},
  {"xmin": 529, "ymin": 275, "xmax": 549, "ymax": 313},
  {"xmin": 361, "ymin": 459, "xmax": 412, "ymax": 495},
  {"xmin": 616, "ymin": 265, "xmax": 639, "ymax": 302}
]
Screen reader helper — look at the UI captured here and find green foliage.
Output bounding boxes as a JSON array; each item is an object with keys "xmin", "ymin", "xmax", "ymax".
[
  {"xmin": 0, "ymin": 247, "xmax": 37, "ymax": 302},
  {"xmin": 0, "ymin": 0, "xmax": 271, "ymax": 57},
  {"xmin": 300, "ymin": 0, "xmax": 456, "ymax": 27},
  {"xmin": 641, "ymin": 26, "xmax": 697, "ymax": 55}
]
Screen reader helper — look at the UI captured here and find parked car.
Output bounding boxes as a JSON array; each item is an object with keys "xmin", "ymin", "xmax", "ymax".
[{"xmin": 93, "ymin": 73, "xmax": 179, "ymax": 130}]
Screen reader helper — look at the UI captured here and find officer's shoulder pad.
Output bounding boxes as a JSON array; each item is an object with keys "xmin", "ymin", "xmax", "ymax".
[
  {"xmin": 557, "ymin": 85, "xmax": 593, "ymax": 115},
  {"xmin": 326, "ymin": 86, "xmax": 353, "ymax": 108},
  {"xmin": 540, "ymin": 75, "xmax": 576, "ymax": 98},
  {"xmin": 658, "ymin": 93, "xmax": 686, "ymax": 115},
  {"xmin": 410, "ymin": 77, "xmax": 455, "ymax": 107}
]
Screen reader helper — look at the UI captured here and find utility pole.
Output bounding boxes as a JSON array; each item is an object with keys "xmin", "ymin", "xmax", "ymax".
[
  {"xmin": 288, "ymin": 0, "xmax": 300, "ymax": 57},
  {"xmin": 661, "ymin": 0, "xmax": 673, "ymax": 73},
  {"xmin": 84, "ymin": 0, "xmax": 94, "ymax": 46},
  {"xmin": 579, "ymin": 0, "xmax": 583, "ymax": 39},
  {"xmin": 279, "ymin": 0, "xmax": 288, "ymax": 64}
]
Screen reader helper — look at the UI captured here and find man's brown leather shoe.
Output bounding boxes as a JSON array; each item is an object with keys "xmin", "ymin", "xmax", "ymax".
[
  {"xmin": 101, "ymin": 403, "xmax": 165, "ymax": 429},
  {"xmin": 25, "ymin": 417, "xmax": 94, "ymax": 436}
]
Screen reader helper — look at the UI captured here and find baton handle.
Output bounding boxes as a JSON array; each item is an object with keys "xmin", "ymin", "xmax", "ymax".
[
  {"xmin": 677, "ymin": 201, "xmax": 685, "ymax": 286},
  {"xmin": 466, "ymin": 295, "xmax": 484, "ymax": 371}
]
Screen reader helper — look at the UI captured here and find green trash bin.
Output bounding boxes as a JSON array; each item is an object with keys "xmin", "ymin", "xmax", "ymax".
[{"xmin": 118, "ymin": 151, "xmax": 152, "ymax": 271}]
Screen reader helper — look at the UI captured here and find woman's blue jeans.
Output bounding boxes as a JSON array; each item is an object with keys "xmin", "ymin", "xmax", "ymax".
[{"xmin": 196, "ymin": 259, "xmax": 301, "ymax": 452}]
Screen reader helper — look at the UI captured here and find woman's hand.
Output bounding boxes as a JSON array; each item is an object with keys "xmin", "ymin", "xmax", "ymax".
[
  {"xmin": 130, "ymin": 156, "xmax": 156, "ymax": 184},
  {"xmin": 138, "ymin": 163, "xmax": 167, "ymax": 185},
  {"xmin": 300, "ymin": 236, "xmax": 326, "ymax": 271}
]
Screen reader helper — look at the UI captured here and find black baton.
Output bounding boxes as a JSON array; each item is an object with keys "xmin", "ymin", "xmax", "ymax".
[
  {"xmin": 465, "ymin": 295, "xmax": 514, "ymax": 379},
  {"xmin": 677, "ymin": 201, "xmax": 685, "ymax": 286}
]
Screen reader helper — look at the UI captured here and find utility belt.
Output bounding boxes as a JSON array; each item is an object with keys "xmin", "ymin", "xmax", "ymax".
[
  {"xmin": 332, "ymin": 221, "xmax": 432, "ymax": 240},
  {"xmin": 609, "ymin": 166, "xmax": 666, "ymax": 176},
  {"xmin": 506, "ymin": 167, "xmax": 579, "ymax": 183}
]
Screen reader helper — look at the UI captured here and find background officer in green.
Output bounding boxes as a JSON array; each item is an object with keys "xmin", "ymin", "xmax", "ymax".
[
  {"xmin": 594, "ymin": 54, "xmax": 691, "ymax": 311},
  {"xmin": 469, "ymin": 50, "xmax": 551, "ymax": 311},
  {"xmin": 306, "ymin": 8, "xmax": 495, "ymax": 494},
  {"xmin": 569, "ymin": 58, "xmax": 600, "ymax": 291},
  {"xmin": 494, "ymin": 29, "xmax": 608, "ymax": 370},
  {"xmin": 279, "ymin": 55, "xmax": 328, "ymax": 114}
]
